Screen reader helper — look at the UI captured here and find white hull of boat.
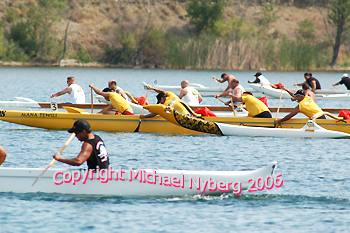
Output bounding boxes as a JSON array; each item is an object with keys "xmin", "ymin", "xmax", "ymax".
[
  {"xmin": 142, "ymin": 82, "xmax": 261, "ymax": 97},
  {"xmin": 0, "ymin": 162, "xmax": 278, "ymax": 196},
  {"xmin": 249, "ymin": 84, "xmax": 350, "ymax": 100},
  {"xmin": 216, "ymin": 121, "xmax": 350, "ymax": 138}
]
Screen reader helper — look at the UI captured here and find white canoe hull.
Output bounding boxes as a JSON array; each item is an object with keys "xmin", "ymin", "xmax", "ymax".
[
  {"xmin": 0, "ymin": 162, "xmax": 278, "ymax": 196},
  {"xmin": 249, "ymin": 84, "xmax": 350, "ymax": 100},
  {"xmin": 142, "ymin": 82, "xmax": 260, "ymax": 97},
  {"xmin": 217, "ymin": 121, "xmax": 350, "ymax": 138}
]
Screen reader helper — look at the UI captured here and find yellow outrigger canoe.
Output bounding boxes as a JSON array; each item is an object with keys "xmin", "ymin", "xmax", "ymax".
[{"xmin": 0, "ymin": 106, "xmax": 349, "ymax": 135}]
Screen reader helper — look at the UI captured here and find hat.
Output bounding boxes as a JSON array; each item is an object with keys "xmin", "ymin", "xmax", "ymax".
[
  {"xmin": 156, "ymin": 93, "xmax": 167, "ymax": 104},
  {"xmin": 254, "ymin": 72, "xmax": 262, "ymax": 77},
  {"xmin": 68, "ymin": 119, "xmax": 91, "ymax": 133},
  {"xmin": 343, "ymin": 73, "xmax": 349, "ymax": 78},
  {"xmin": 293, "ymin": 90, "xmax": 305, "ymax": 97}
]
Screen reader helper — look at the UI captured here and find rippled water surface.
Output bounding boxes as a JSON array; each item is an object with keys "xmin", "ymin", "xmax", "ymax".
[{"xmin": 0, "ymin": 68, "xmax": 350, "ymax": 232}]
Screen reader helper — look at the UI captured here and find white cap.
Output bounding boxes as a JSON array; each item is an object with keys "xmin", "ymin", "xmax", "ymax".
[{"xmin": 343, "ymin": 73, "xmax": 349, "ymax": 77}]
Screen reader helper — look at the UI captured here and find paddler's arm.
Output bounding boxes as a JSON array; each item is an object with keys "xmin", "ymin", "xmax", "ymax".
[
  {"xmin": 274, "ymin": 106, "xmax": 299, "ymax": 125},
  {"xmin": 214, "ymin": 90, "xmax": 232, "ymax": 98},
  {"xmin": 53, "ymin": 142, "xmax": 92, "ymax": 166},
  {"xmin": 178, "ymin": 88, "xmax": 187, "ymax": 99},
  {"xmin": 140, "ymin": 113, "xmax": 157, "ymax": 119},
  {"xmin": 294, "ymin": 82, "xmax": 305, "ymax": 87},
  {"xmin": 50, "ymin": 86, "xmax": 72, "ymax": 98},
  {"xmin": 333, "ymin": 82, "xmax": 340, "ymax": 86},
  {"xmin": 213, "ymin": 76, "xmax": 225, "ymax": 83},
  {"xmin": 281, "ymin": 85, "xmax": 294, "ymax": 97},
  {"xmin": 89, "ymin": 84, "xmax": 110, "ymax": 98},
  {"xmin": 116, "ymin": 88, "xmax": 127, "ymax": 100},
  {"xmin": 0, "ymin": 145, "xmax": 7, "ymax": 166},
  {"xmin": 147, "ymin": 86, "xmax": 165, "ymax": 94},
  {"xmin": 198, "ymin": 92, "xmax": 203, "ymax": 103},
  {"xmin": 310, "ymin": 80, "xmax": 317, "ymax": 92}
]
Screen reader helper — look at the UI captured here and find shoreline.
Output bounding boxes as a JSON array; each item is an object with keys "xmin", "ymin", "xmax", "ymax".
[{"xmin": 1, "ymin": 60, "xmax": 349, "ymax": 71}]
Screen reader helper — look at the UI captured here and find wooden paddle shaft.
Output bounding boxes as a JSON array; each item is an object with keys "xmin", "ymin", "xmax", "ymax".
[
  {"xmin": 53, "ymin": 96, "xmax": 65, "ymax": 103},
  {"xmin": 91, "ymin": 87, "xmax": 94, "ymax": 113},
  {"xmin": 32, "ymin": 133, "xmax": 76, "ymax": 186},
  {"xmin": 275, "ymin": 88, "xmax": 283, "ymax": 120}
]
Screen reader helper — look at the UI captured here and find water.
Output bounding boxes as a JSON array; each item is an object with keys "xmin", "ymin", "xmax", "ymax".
[{"xmin": 0, "ymin": 67, "xmax": 350, "ymax": 232}]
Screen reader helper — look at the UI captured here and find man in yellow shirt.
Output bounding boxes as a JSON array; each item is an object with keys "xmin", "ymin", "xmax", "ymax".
[
  {"xmin": 89, "ymin": 84, "xmax": 134, "ymax": 115},
  {"xmin": 140, "ymin": 86, "xmax": 190, "ymax": 119},
  {"xmin": 274, "ymin": 90, "xmax": 325, "ymax": 125},
  {"xmin": 222, "ymin": 92, "xmax": 272, "ymax": 118}
]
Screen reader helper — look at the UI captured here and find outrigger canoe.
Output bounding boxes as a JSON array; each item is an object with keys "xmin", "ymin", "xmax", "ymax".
[
  {"xmin": 0, "ymin": 162, "xmax": 278, "ymax": 196},
  {"xmin": 142, "ymin": 82, "xmax": 262, "ymax": 97},
  {"xmin": 144, "ymin": 105, "xmax": 350, "ymax": 138},
  {"xmin": 249, "ymin": 83, "xmax": 350, "ymax": 100},
  {"xmin": 0, "ymin": 106, "xmax": 349, "ymax": 135}
]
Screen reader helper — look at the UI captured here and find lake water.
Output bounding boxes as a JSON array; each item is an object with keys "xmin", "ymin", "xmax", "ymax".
[{"xmin": 0, "ymin": 67, "xmax": 350, "ymax": 232}]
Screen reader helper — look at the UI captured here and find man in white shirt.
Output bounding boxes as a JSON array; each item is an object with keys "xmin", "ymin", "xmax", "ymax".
[
  {"xmin": 50, "ymin": 76, "xmax": 85, "ymax": 104},
  {"xmin": 214, "ymin": 79, "xmax": 245, "ymax": 106},
  {"xmin": 178, "ymin": 80, "xmax": 203, "ymax": 106}
]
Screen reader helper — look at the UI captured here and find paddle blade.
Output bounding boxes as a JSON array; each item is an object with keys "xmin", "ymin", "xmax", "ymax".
[
  {"xmin": 134, "ymin": 119, "xmax": 142, "ymax": 132},
  {"xmin": 32, "ymin": 159, "xmax": 56, "ymax": 186}
]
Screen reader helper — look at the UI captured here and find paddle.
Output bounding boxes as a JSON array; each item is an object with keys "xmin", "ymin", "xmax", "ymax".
[
  {"xmin": 32, "ymin": 133, "xmax": 76, "ymax": 186},
  {"xmin": 275, "ymin": 88, "xmax": 283, "ymax": 121},
  {"xmin": 293, "ymin": 84, "xmax": 301, "ymax": 90},
  {"xmin": 91, "ymin": 87, "xmax": 94, "ymax": 113},
  {"xmin": 53, "ymin": 96, "xmax": 65, "ymax": 103},
  {"xmin": 334, "ymin": 85, "xmax": 341, "ymax": 91},
  {"xmin": 134, "ymin": 89, "xmax": 150, "ymax": 132},
  {"xmin": 213, "ymin": 77, "xmax": 236, "ymax": 116}
]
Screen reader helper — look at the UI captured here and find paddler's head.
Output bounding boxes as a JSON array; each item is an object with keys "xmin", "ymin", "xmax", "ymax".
[
  {"xmin": 108, "ymin": 80, "xmax": 117, "ymax": 91},
  {"xmin": 292, "ymin": 90, "xmax": 305, "ymax": 102},
  {"xmin": 304, "ymin": 73, "xmax": 311, "ymax": 80},
  {"xmin": 67, "ymin": 76, "xmax": 75, "ymax": 86},
  {"xmin": 156, "ymin": 92, "xmax": 167, "ymax": 104},
  {"xmin": 102, "ymin": 87, "xmax": 113, "ymax": 101},
  {"xmin": 181, "ymin": 80, "xmax": 189, "ymax": 89},
  {"xmin": 68, "ymin": 119, "xmax": 91, "ymax": 141}
]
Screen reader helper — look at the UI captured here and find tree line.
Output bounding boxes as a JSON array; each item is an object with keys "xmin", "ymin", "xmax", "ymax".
[{"xmin": 0, "ymin": 0, "xmax": 349, "ymax": 70}]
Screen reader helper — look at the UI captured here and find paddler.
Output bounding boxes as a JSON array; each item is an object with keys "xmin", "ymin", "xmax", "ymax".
[
  {"xmin": 0, "ymin": 144, "xmax": 7, "ymax": 166},
  {"xmin": 53, "ymin": 119, "xmax": 109, "ymax": 169},
  {"xmin": 274, "ymin": 90, "xmax": 325, "ymax": 126},
  {"xmin": 50, "ymin": 76, "xmax": 86, "ymax": 104},
  {"xmin": 283, "ymin": 84, "xmax": 316, "ymax": 103},
  {"xmin": 108, "ymin": 80, "xmax": 127, "ymax": 100},
  {"xmin": 178, "ymin": 80, "xmax": 203, "ymax": 106},
  {"xmin": 140, "ymin": 86, "xmax": 191, "ymax": 119},
  {"xmin": 214, "ymin": 79, "xmax": 245, "ymax": 107},
  {"xmin": 294, "ymin": 73, "xmax": 321, "ymax": 92},
  {"xmin": 89, "ymin": 84, "xmax": 134, "ymax": 115},
  {"xmin": 213, "ymin": 73, "xmax": 236, "ymax": 91},
  {"xmin": 222, "ymin": 92, "xmax": 272, "ymax": 118}
]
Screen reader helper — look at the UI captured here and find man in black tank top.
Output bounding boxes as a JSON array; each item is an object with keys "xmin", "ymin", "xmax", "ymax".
[
  {"xmin": 295, "ymin": 73, "xmax": 321, "ymax": 92},
  {"xmin": 53, "ymin": 120, "xmax": 109, "ymax": 170}
]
